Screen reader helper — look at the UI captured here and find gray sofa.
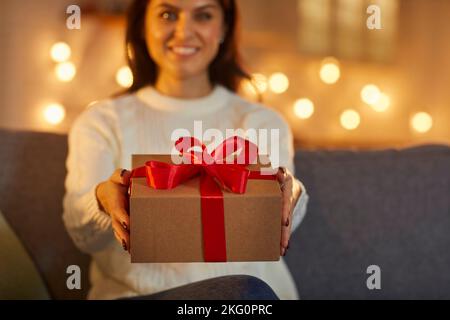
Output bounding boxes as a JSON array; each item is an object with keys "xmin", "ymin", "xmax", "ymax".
[{"xmin": 0, "ymin": 128, "xmax": 449, "ymax": 299}]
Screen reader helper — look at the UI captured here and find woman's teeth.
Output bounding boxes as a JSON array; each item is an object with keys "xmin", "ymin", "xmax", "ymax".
[{"xmin": 171, "ymin": 46, "xmax": 198, "ymax": 56}]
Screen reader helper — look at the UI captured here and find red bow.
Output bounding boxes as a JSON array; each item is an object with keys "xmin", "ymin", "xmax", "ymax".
[{"xmin": 131, "ymin": 136, "xmax": 276, "ymax": 262}]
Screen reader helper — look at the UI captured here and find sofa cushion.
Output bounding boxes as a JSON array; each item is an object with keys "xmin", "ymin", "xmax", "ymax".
[
  {"xmin": 286, "ymin": 144, "xmax": 450, "ymax": 299},
  {"xmin": 0, "ymin": 129, "xmax": 91, "ymax": 299}
]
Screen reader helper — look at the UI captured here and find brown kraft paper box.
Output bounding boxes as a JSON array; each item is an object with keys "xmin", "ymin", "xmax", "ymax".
[{"xmin": 130, "ymin": 154, "xmax": 282, "ymax": 263}]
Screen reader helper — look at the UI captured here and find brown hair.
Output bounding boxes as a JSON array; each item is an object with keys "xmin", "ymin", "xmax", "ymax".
[{"xmin": 125, "ymin": 0, "xmax": 251, "ymax": 93}]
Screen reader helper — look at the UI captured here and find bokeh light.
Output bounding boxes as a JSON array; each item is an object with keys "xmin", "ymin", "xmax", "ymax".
[
  {"xmin": 50, "ymin": 42, "xmax": 71, "ymax": 63},
  {"xmin": 269, "ymin": 72, "xmax": 289, "ymax": 94},
  {"xmin": 411, "ymin": 112, "xmax": 433, "ymax": 133},
  {"xmin": 116, "ymin": 66, "xmax": 133, "ymax": 88},
  {"xmin": 371, "ymin": 93, "xmax": 391, "ymax": 112},
  {"xmin": 55, "ymin": 62, "xmax": 76, "ymax": 82},
  {"xmin": 43, "ymin": 103, "xmax": 66, "ymax": 125},
  {"xmin": 294, "ymin": 98, "xmax": 315, "ymax": 119},
  {"xmin": 319, "ymin": 57, "xmax": 341, "ymax": 84},
  {"xmin": 361, "ymin": 84, "xmax": 381, "ymax": 105},
  {"xmin": 340, "ymin": 109, "xmax": 361, "ymax": 130},
  {"xmin": 252, "ymin": 73, "xmax": 268, "ymax": 93},
  {"xmin": 241, "ymin": 80, "xmax": 258, "ymax": 97}
]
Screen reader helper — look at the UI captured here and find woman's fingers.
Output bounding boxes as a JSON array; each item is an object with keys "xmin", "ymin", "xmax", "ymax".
[
  {"xmin": 95, "ymin": 168, "xmax": 133, "ymax": 252},
  {"xmin": 279, "ymin": 177, "xmax": 303, "ymax": 256},
  {"xmin": 100, "ymin": 169, "xmax": 132, "ymax": 252},
  {"xmin": 279, "ymin": 171, "xmax": 294, "ymax": 228},
  {"xmin": 281, "ymin": 213, "xmax": 292, "ymax": 247},
  {"xmin": 107, "ymin": 185, "xmax": 130, "ymax": 251},
  {"xmin": 112, "ymin": 218, "xmax": 130, "ymax": 252},
  {"xmin": 110, "ymin": 168, "xmax": 132, "ymax": 186},
  {"xmin": 278, "ymin": 167, "xmax": 295, "ymax": 256},
  {"xmin": 276, "ymin": 166, "xmax": 287, "ymax": 185},
  {"xmin": 110, "ymin": 201, "xmax": 130, "ymax": 231},
  {"xmin": 280, "ymin": 191, "xmax": 294, "ymax": 255}
]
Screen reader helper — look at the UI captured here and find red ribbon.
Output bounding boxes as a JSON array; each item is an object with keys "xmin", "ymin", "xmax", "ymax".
[{"xmin": 130, "ymin": 136, "xmax": 277, "ymax": 262}]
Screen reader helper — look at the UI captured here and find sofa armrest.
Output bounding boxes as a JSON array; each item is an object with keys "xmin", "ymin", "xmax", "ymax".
[{"xmin": 0, "ymin": 210, "xmax": 50, "ymax": 299}]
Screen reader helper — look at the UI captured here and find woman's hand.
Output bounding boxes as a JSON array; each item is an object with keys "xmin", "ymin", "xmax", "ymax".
[
  {"xmin": 95, "ymin": 168, "xmax": 132, "ymax": 252},
  {"xmin": 277, "ymin": 167, "xmax": 302, "ymax": 257}
]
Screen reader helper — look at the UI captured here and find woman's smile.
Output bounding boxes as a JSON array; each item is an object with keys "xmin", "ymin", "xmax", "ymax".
[{"xmin": 167, "ymin": 45, "xmax": 201, "ymax": 58}]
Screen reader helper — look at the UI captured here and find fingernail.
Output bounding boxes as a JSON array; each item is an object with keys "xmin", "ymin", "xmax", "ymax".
[
  {"xmin": 286, "ymin": 241, "xmax": 290, "ymax": 250},
  {"xmin": 285, "ymin": 217, "xmax": 290, "ymax": 227},
  {"xmin": 122, "ymin": 239, "xmax": 127, "ymax": 251},
  {"xmin": 122, "ymin": 221, "xmax": 128, "ymax": 231},
  {"xmin": 120, "ymin": 169, "xmax": 127, "ymax": 177},
  {"xmin": 282, "ymin": 249, "xmax": 286, "ymax": 257}
]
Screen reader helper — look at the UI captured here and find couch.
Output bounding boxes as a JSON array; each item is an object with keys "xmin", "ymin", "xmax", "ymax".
[{"xmin": 0, "ymin": 128, "xmax": 449, "ymax": 299}]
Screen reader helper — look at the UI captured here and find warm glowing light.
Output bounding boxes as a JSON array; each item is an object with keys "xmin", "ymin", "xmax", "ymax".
[
  {"xmin": 269, "ymin": 72, "xmax": 289, "ymax": 94},
  {"xmin": 116, "ymin": 66, "xmax": 133, "ymax": 88},
  {"xmin": 241, "ymin": 80, "xmax": 258, "ymax": 97},
  {"xmin": 252, "ymin": 73, "xmax": 268, "ymax": 93},
  {"xmin": 43, "ymin": 103, "xmax": 66, "ymax": 125},
  {"xmin": 340, "ymin": 109, "xmax": 360, "ymax": 130},
  {"xmin": 411, "ymin": 112, "xmax": 433, "ymax": 133},
  {"xmin": 50, "ymin": 42, "xmax": 71, "ymax": 62},
  {"xmin": 361, "ymin": 84, "xmax": 381, "ymax": 105},
  {"xmin": 319, "ymin": 58, "xmax": 340, "ymax": 84},
  {"xmin": 371, "ymin": 93, "xmax": 391, "ymax": 112},
  {"xmin": 294, "ymin": 98, "xmax": 315, "ymax": 119},
  {"xmin": 55, "ymin": 62, "xmax": 76, "ymax": 82}
]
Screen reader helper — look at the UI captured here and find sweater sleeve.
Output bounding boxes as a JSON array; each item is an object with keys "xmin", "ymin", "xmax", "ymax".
[
  {"xmin": 243, "ymin": 106, "xmax": 309, "ymax": 234},
  {"xmin": 62, "ymin": 103, "xmax": 119, "ymax": 254}
]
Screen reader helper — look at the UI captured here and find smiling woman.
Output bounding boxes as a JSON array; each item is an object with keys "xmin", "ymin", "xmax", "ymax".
[{"xmin": 63, "ymin": 0, "xmax": 309, "ymax": 301}]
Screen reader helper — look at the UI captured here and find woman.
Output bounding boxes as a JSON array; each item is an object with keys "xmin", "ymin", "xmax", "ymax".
[{"xmin": 63, "ymin": 0, "xmax": 309, "ymax": 300}]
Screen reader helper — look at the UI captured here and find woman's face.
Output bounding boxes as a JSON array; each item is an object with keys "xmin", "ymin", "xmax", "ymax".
[{"xmin": 145, "ymin": 0, "xmax": 225, "ymax": 81}]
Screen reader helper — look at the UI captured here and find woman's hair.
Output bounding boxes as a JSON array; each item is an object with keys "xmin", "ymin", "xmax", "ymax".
[{"xmin": 125, "ymin": 0, "xmax": 251, "ymax": 93}]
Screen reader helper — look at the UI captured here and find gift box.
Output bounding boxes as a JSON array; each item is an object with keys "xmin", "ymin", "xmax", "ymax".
[{"xmin": 129, "ymin": 138, "xmax": 282, "ymax": 263}]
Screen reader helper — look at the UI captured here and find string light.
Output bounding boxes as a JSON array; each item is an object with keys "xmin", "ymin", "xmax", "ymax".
[
  {"xmin": 411, "ymin": 112, "xmax": 433, "ymax": 133},
  {"xmin": 55, "ymin": 62, "xmax": 76, "ymax": 82},
  {"xmin": 43, "ymin": 103, "xmax": 66, "ymax": 125},
  {"xmin": 371, "ymin": 93, "xmax": 391, "ymax": 112},
  {"xmin": 241, "ymin": 80, "xmax": 258, "ymax": 97},
  {"xmin": 252, "ymin": 73, "xmax": 268, "ymax": 93},
  {"xmin": 294, "ymin": 98, "xmax": 315, "ymax": 119},
  {"xmin": 361, "ymin": 84, "xmax": 381, "ymax": 105},
  {"xmin": 116, "ymin": 66, "xmax": 133, "ymax": 88},
  {"xmin": 340, "ymin": 109, "xmax": 360, "ymax": 130},
  {"xmin": 268, "ymin": 72, "xmax": 289, "ymax": 94},
  {"xmin": 50, "ymin": 42, "xmax": 71, "ymax": 63},
  {"xmin": 319, "ymin": 57, "xmax": 340, "ymax": 84}
]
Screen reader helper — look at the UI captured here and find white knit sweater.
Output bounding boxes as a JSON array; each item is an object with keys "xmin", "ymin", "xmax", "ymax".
[{"xmin": 62, "ymin": 85, "xmax": 309, "ymax": 300}]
